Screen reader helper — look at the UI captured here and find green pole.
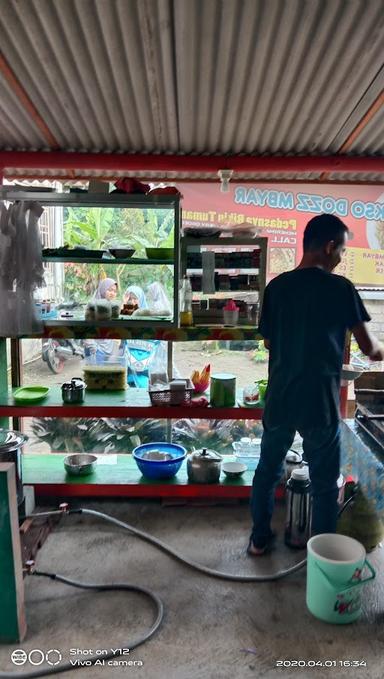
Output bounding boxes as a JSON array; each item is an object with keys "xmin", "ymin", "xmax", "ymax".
[
  {"xmin": 0, "ymin": 463, "xmax": 27, "ymax": 642},
  {"xmin": 0, "ymin": 338, "xmax": 9, "ymax": 429}
]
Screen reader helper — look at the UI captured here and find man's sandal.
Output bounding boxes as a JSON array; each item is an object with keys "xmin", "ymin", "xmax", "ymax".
[{"xmin": 247, "ymin": 532, "xmax": 277, "ymax": 557}]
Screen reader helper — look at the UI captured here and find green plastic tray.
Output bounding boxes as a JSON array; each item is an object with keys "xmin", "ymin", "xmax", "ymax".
[{"xmin": 13, "ymin": 386, "xmax": 50, "ymax": 403}]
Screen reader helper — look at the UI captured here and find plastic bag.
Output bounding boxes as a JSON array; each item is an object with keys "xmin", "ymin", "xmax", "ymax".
[{"xmin": 148, "ymin": 342, "xmax": 169, "ymax": 387}]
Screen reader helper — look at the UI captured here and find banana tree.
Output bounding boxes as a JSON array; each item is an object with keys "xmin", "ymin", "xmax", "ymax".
[
  {"xmin": 63, "ymin": 207, "xmax": 117, "ymax": 298},
  {"xmin": 64, "ymin": 207, "xmax": 115, "ymax": 248}
]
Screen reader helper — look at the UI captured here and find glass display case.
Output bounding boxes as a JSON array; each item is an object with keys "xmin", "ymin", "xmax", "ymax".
[
  {"xmin": 0, "ymin": 189, "xmax": 181, "ymax": 328},
  {"xmin": 180, "ymin": 235, "xmax": 267, "ymax": 327}
]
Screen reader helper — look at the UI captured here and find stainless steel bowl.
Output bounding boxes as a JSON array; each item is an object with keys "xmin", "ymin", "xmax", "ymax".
[{"xmin": 64, "ymin": 453, "xmax": 97, "ymax": 476}]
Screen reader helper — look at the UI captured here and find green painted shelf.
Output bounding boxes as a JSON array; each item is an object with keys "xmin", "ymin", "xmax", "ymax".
[
  {"xmin": 0, "ymin": 386, "xmax": 263, "ymax": 420},
  {"xmin": 42, "ymin": 257, "xmax": 174, "ymax": 265},
  {"xmin": 22, "ymin": 453, "xmax": 258, "ymax": 499}
]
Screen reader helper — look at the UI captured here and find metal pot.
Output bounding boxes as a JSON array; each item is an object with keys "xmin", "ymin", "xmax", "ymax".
[
  {"xmin": 0, "ymin": 429, "xmax": 27, "ymax": 505},
  {"xmin": 187, "ymin": 447, "xmax": 222, "ymax": 484},
  {"xmin": 62, "ymin": 378, "xmax": 85, "ymax": 403}
]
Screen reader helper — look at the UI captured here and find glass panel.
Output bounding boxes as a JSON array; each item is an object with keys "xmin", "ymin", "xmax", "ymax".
[
  {"xmin": 36, "ymin": 205, "xmax": 175, "ymax": 320},
  {"xmin": 22, "ymin": 416, "xmax": 261, "ymax": 457},
  {"xmin": 171, "ymin": 418, "xmax": 263, "ymax": 456},
  {"xmin": 22, "ymin": 416, "xmax": 168, "ymax": 455},
  {"xmin": 21, "ymin": 339, "xmax": 269, "ymax": 392},
  {"xmin": 186, "ymin": 242, "xmax": 261, "ymax": 325},
  {"xmin": 20, "ymin": 338, "xmax": 171, "ymax": 391},
  {"xmin": 173, "ymin": 340, "xmax": 268, "ymax": 390},
  {"xmin": 38, "ymin": 262, "xmax": 174, "ymax": 320},
  {"xmin": 21, "ymin": 338, "xmax": 82, "ymax": 386}
]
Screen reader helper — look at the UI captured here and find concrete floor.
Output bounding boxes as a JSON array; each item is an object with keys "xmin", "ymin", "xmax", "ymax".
[{"xmin": 1, "ymin": 499, "xmax": 384, "ymax": 679}]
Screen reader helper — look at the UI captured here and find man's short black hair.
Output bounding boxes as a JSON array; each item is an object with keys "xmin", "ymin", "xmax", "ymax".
[{"xmin": 303, "ymin": 214, "xmax": 349, "ymax": 252}]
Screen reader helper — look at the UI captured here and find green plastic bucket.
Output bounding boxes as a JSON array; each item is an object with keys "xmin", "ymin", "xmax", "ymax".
[{"xmin": 306, "ymin": 534, "xmax": 375, "ymax": 624}]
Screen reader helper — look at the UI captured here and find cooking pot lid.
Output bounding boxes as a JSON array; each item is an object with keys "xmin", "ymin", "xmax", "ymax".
[
  {"xmin": 286, "ymin": 450, "xmax": 302, "ymax": 463},
  {"xmin": 0, "ymin": 429, "xmax": 27, "ymax": 451},
  {"xmin": 191, "ymin": 447, "xmax": 222, "ymax": 462}
]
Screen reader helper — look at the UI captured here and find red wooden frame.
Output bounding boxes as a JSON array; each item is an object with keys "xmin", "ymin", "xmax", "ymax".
[
  {"xmin": 1, "ymin": 151, "xmax": 384, "ymax": 175},
  {"xmin": 0, "ymin": 403, "xmax": 263, "ymax": 420},
  {"xmin": 32, "ymin": 482, "xmax": 285, "ymax": 501}
]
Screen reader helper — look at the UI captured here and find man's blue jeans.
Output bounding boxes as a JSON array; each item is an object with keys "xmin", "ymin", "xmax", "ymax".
[{"xmin": 250, "ymin": 422, "xmax": 340, "ymax": 548}]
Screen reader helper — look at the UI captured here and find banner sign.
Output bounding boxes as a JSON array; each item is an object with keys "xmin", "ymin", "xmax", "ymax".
[{"xmin": 179, "ymin": 183, "xmax": 384, "ymax": 285}]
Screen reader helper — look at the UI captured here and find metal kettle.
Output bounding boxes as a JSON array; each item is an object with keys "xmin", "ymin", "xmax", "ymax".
[
  {"xmin": 187, "ymin": 447, "xmax": 222, "ymax": 484},
  {"xmin": 284, "ymin": 449, "xmax": 303, "ymax": 482}
]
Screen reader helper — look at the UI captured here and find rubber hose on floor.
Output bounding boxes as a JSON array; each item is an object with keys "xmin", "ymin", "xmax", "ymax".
[
  {"xmin": 79, "ymin": 507, "xmax": 307, "ymax": 581},
  {"xmin": 1, "ymin": 497, "xmax": 354, "ymax": 678},
  {"xmin": 0, "ymin": 572, "xmax": 163, "ymax": 679},
  {"xmin": 79, "ymin": 494, "xmax": 354, "ymax": 582}
]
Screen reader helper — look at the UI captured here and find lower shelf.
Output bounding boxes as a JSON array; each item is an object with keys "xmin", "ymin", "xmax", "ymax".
[{"xmin": 23, "ymin": 453, "xmax": 283, "ymax": 500}]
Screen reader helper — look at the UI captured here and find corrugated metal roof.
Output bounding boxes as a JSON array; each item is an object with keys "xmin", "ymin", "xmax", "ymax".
[
  {"xmin": 0, "ymin": 0, "xmax": 383, "ymax": 176},
  {"xmin": 0, "ymin": 72, "xmax": 47, "ymax": 150}
]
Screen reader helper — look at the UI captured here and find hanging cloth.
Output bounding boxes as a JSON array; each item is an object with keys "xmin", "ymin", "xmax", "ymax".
[{"xmin": 0, "ymin": 200, "xmax": 45, "ymax": 336}]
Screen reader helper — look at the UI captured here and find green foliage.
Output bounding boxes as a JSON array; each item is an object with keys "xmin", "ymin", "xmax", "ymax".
[
  {"xmin": 31, "ymin": 417, "xmax": 263, "ymax": 455},
  {"xmin": 252, "ymin": 340, "xmax": 269, "ymax": 364},
  {"xmin": 31, "ymin": 417, "xmax": 167, "ymax": 454},
  {"xmin": 63, "ymin": 206, "xmax": 174, "ymax": 251},
  {"xmin": 31, "ymin": 417, "xmax": 105, "ymax": 453},
  {"xmin": 62, "ymin": 263, "xmax": 104, "ymax": 302},
  {"xmin": 253, "ymin": 349, "xmax": 268, "ymax": 363},
  {"xmin": 172, "ymin": 418, "xmax": 263, "ymax": 455},
  {"xmin": 64, "ymin": 207, "xmax": 115, "ymax": 248},
  {"xmin": 97, "ymin": 418, "xmax": 167, "ymax": 453},
  {"xmin": 118, "ymin": 208, "xmax": 174, "ymax": 255}
]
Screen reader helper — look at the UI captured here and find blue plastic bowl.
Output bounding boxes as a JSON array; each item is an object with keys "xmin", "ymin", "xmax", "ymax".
[{"xmin": 132, "ymin": 442, "xmax": 186, "ymax": 480}]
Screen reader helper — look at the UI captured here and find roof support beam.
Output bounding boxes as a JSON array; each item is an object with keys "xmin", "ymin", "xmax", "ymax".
[
  {"xmin": 0, "ymin": 152, "xmax": 383, "ymax": 174},
  {"xmin": 319, "ymin": 88, "xmax": 384, "ymax": 181},
  {"xmin": 0, "ymin": 52, "xmax": 59, "ymax": 150},
  {"xmin": 338, "ymin": 89, "xmax": 384, "ymax": 154},
  {"xmin": 3, "ymin": 174, "xmax": 384, "ymax": 186}
]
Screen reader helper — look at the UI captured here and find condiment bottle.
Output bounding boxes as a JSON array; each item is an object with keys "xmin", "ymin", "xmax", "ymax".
[{"xmin": 180, "ymin": 275, "xmax": 193, "ymax": 326}]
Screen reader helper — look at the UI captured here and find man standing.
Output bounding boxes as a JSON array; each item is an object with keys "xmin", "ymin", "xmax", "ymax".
[{"xmin": 249, "ymin": 214, "xmax": 384, "ymax": 555}]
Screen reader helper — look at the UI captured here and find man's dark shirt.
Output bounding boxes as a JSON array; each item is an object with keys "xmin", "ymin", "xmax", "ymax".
[{"xmin": 259, "ymin": 268, "xmax": 370, "ymax": 429}]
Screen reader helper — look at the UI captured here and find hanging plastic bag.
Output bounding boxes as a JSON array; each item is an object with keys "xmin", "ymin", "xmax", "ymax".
[{"xmin": 0, "ymin": 200, "xmax": 44, "ymax": 336}]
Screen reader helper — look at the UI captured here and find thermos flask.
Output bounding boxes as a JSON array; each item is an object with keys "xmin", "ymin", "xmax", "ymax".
[{"xmin": 285, "ymin": 466, "xmax": 312, "ymax": 549}]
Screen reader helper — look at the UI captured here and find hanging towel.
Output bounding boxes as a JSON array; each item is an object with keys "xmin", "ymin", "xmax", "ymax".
[{"xmin": 201, "ymin": 251, "xmax": 216, "ymax": 294}]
